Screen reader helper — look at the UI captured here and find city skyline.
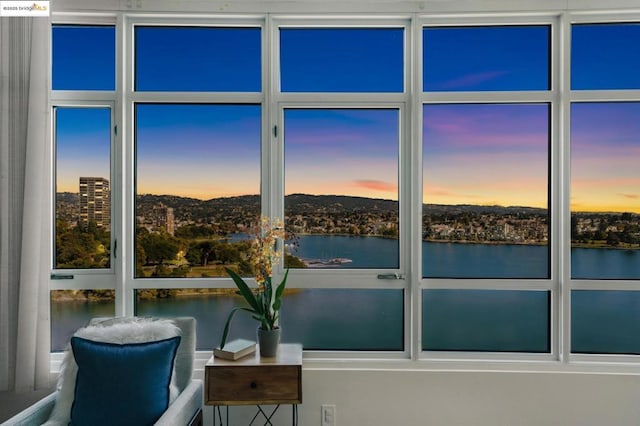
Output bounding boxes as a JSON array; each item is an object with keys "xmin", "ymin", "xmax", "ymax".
[
  {"xmin": 54, "ymin": 25, "xmax": 640, "ymax": 214},
  {"xmin": 56, "ymin": 102, "xmax": 640, "ymax": 214}
]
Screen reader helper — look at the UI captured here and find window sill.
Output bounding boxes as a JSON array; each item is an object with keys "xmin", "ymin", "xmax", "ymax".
[{"xmin": 188, "ymin": 350, "xmax": 640, "ymax": 376}]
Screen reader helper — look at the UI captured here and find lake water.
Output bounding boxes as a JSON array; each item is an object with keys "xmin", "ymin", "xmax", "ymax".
[{"xmin": 51, "ymin": 236, "xmax": 640, "ymax": 353}]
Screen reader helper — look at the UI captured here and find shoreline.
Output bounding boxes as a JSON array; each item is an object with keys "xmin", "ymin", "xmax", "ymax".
[
  {"xmin": 296, "ymin": 234, "xmax": 639, "ymax": 250},
  {"xmin": 53, "ymin": 287, "xmax": 303, "ymax": 303}
]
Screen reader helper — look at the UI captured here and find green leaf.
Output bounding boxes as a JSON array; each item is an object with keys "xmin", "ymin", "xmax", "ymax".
[
  {"xmin": 256, "ymin": 293, "xmax": 264, "ymax": 315},
  {"xmin": 219, "ymin": 306, "xmax": 255, "ymax": 349},
  {"xmin": 264, "ymin": 277, "xmax": 273, "ymax": 304},
  {"xmin": 224, "ymin": 267, "xmax": 260, "ymax": 312},
  {"xmin": 274, "ymin": 268, "xmax": 289, "ymax": 301},
  {"xmin": 251, "ymin": 314, "xmax": 265, "ymax": 323}
]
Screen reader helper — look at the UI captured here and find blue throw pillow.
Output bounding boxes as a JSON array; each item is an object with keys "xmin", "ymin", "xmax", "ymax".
[{"xmin": 70, "ymin": 335, "xmax": 181, "ymax": 426}]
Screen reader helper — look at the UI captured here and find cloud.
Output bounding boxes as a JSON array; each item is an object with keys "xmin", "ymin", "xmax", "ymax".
[
  {"xmin": 619, "ymin": 193, "xmax": 639, "ymax": 200},
  {"xmin": 352, "ymin": 180, "xmax": 397, "ymax": 192},
  {"xmin": 423, "ymin": 104, "xmax": 549, "ymax": 152},
  {"xmin": 423, "ymin": 186, "xmax": 482, "ymax": 199},
  {"xmin": 434, "ymin": 70, "xmax": 509, "ymax": 90},
  {"xmin": 573, "ymin": 177, "xmax": 640, "ymax": 189}
]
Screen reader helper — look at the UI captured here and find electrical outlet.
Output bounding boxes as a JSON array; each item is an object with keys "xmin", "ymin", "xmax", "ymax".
[{"xmin": 321, "ymin": 404, "xmax": 336, "ymax": 426}]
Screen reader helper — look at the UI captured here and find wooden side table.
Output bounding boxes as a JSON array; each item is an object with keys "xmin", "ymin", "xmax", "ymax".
[{"xmin": 205, "ymin": 343, "xmax": 302, "ymax": 426}]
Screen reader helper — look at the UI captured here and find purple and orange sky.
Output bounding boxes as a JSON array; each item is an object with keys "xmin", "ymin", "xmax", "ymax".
[
  {"xmin": 571, "ymin": 103, "xmax": 640, "ymax": 213},
  {"xmin": 54, "ymin": 25, "xmax": 640, "ymax": 213},
  {"xmin": 284, "ymin": 109, "xmax": 399, "ymax": 201},
  {"xmin": 423, "ymin": 104, "xmax": 549, "ymax": 209}
]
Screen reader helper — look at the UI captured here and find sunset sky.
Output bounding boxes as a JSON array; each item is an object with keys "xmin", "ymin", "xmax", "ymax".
[
  {"xmin": 571, "ymin": 103, "xmax": 640, "ymax": 213},
  {"xmin": 285, "ymin": 109, "xmax": 398, "ymax": 200},
  {"xmin": 136, "ymin": 104, "xmax": 261, "ymax": 200},
  {"xmin": 54, "ymin": 24, "xmax": 640, "ymax": 213},
  {"xmin": 422, "ymin": 103, "xmax": 549, "ymax": 209}
]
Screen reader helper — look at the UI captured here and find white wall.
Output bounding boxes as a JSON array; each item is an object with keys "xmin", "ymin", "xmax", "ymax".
[{"xmin": 199, "ymin": 369, "xmax": 640, "ymax": 426}]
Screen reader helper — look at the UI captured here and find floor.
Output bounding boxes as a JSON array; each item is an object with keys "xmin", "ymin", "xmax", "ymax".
[{"xmin": 0, "ymin": 386, "xmax": 55, "ymax": 423}]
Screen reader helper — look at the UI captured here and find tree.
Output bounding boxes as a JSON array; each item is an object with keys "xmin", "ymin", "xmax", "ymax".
[
  {"xmin": 186, "ymin": 241, "xmax": 216, "ymax": 266},
  {"xmin": 570, "ymin": 216, "xmax": 579, "ymax": 240},
  {"xmin": 214, "ymin": 243, "xmax": 242, "ymax": 265},
  {"xmin": 175, "ymin": 224, "xmax": 217, "ymax": 239},
  {"xmin": 56, "ymin": 225, "xmax": 109, "ymax": 268},
  {"xmin": 285, "ymin": 254, "xmax": 306, "ymax": 268},
  {"xmin": 136, "ymin": 242, "xmax": 147, "ymax": 277},
  {"xmin": 606, "ymin": 232, "xmax": 620, "ymax": 247},
  {"xmin": 138, "ymin": 230, "xmax": 179, "ymax": 264}
]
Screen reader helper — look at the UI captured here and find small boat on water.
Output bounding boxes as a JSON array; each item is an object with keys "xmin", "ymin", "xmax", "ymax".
[
  {"xmin": 305, "ymin": 257, "xmax": 353, "ymax": 267},
  {"xmin": 327, "ymin": 257, "xmax": 352, "ymax": 265}
]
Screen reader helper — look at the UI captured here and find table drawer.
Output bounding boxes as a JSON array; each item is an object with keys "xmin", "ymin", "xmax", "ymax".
[{"xmin": 207, "ymin": 365, "xmax": 302, "ymax": 405}]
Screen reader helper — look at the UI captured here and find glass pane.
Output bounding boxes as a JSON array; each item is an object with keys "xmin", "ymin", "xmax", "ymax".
[
  {"xmin": 51, "ymin": 290, "xmax": 115, "ymax": 351},
  {"xmin": 134, "ymin": 104, "xmax": 261, "ymax": 278},
  {"xmin": 422, "ymin": 104, "xmax": 550, "ymax": 278},
  {"xmin": 572, "ymin": 290, "xmax": 640, "ymax": 354},
  {"xmin": 135, "ymin": 27, "xmax": 261, "ymax": 92},
  {"xmin": 280, "ymin": 28, "xmax": 404, "ymax": 92},
  {"xmin": 52, "ymin": 25, "xmax": 115, "ymax": 90},
  {"xmin": 55, "ymin": 108, "xmax": 111, "ymax": 269},
  {"xmin": 571, "ymin": 103, "xmax": 640, "ymax": 279},
  {"xmin": 284, "ymin": 109, "xmax": 399, "ymax": 269},
  {"xmin": 423, "ymin": 26, "xmax": 550, "ymax": 91},
  {"xmin": 572, "ymin": 24, "xmax": 640, "ymax": 90},
  {"xmin": 423, "ymin": 290, "xmax": 550, "ymax": 352},
  {"xmin": 136, "ymin": 289, "xmax": 403, "ymax": 351}
]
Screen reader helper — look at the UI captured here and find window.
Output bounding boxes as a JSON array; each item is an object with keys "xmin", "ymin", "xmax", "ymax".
[
  {"xmin": 570, "ymin": 103, "xmax": 640, "ymax": 280},
  {"xmin": 572, "ymin": 290, "xmax": 640, "ymax": 354},
  {"xmin": 51, "ymin": 289, "xmax": 115, "ymax": 351},
  {"xmin": 421, "ymin": 24, "xmax": 552, "ymax": 353},
  {"xmin": 423, "ymin": 290, "xmax": 550, "ymax": 352},
  {"xmin": 284, "ymin": 108, "xmax": 400, "ymax": 270},
  {"xmin": 51, "ymin": 24, "xmax": 117, "ymax": 351},
  {"xmin": 55, "ymin": 107, "xmax": 112, "ymax": 270},
  {"xmin": 134, "ymin": 104, "xmax": 261, "ymax": 278},
  {"xmin": 423, "ymin": 26, "xmax": 550, "ymax": 91},
  {"xmin": 47, "ymin": 8, "xmax": 640, "ymax": 365},
  {"xmin": 135, "ymin": 288, "xmax": 403, "ymax": 351},
  {"xmin": 280, "ymin": 28, "xmax": 403, "ymax": 92},
  {"xmin": 570, "ymin": 22, "xmax": 640, "ymax": 357},
  {"xmin": 135, "ymin": 26, "xmax": 261, "ymax": 92},
  {"xmin": 276, "ymin": 25, "xmax": 407, "ymax": 352},
  {"xmin": 52, "ymin": 25, "xmax": 115, "ymax": 90},
  {"xmin": 422, "ymin": 103, "xmax": 550, "ymax": 279},
  {"xmin": 125, "ymin": 25, "xmax": 265, "ymax": 349},
  {"xmin": 572, "ymin": 23, "xmax": 640, "ymax": 90}
]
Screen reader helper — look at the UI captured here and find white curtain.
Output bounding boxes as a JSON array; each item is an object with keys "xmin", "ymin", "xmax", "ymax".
[{"xmin": 0, "ymin": 16, "xmax": 51, "ymax": 392}]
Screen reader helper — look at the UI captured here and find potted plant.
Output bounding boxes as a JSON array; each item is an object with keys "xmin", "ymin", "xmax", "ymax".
[{"xmin": 219, "ymin": 216, "xmax": 289, "ymax": 356}]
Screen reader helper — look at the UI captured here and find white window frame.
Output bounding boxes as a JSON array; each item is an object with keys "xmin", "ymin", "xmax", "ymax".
[
  {"xmin": 273, "ymin": 17, "xmax": 412, "ymax": 359},
  {"xmin": 50, "ymin": 15, "xmax": 119, "ymax": 295},
  {"xmin": 417, "ymin": 14, "xmax": 560, "ymax": 363},
  {"xmin": 123, "ymin": 16, "xmax": 267, "ymax": 318},
  {"xmin": 566, "ymin": 11, "xmax": 640, "ymax": 365},
  {"xmin": 47, "ymin": 2, "xmax": 640, "ymax": 374}
]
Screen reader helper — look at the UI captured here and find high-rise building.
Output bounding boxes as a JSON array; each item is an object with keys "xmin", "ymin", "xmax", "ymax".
[
  {"xmin": 79, "ymin": 177, "xmax": 110, "ymax": 229},
  {"xmin": 151, "ymin": 203, "xmax": 175, "ymax": 235}
]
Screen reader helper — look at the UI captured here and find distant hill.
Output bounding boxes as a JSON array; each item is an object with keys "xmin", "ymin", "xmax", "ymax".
[
  {"xmin": 285, "ymin": 193, "xmax": 398, "ymax": 214},
  {"xmin": 424, "ymin": 204, "xmax": 547, "ymax": 216},
  {"xmin": 136, "ymin": 194, "xmax": 260, "ymax": 222},
  {"xmin": 134, "ymin": 193, "xmax": 546, "ymax": 216},
  {"xmin": 56, "ymin": 192, "xmax": 79, "ymax": 204}
]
